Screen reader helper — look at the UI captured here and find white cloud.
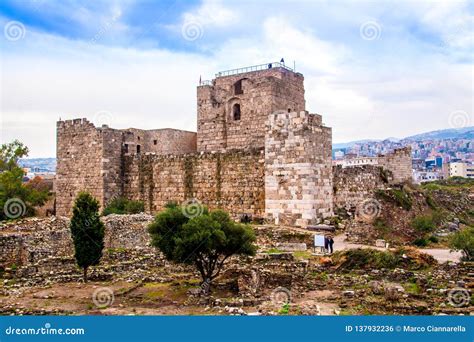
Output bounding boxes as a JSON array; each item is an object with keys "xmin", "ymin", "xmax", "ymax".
[{"xmin": 1, "ymin": 2, "xmax": 472, "ymax": 157}]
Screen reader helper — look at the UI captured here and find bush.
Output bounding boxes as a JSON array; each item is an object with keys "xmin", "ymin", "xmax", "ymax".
[
  {"xmin": 332, "ymin": 248, "xmax": 399, "ymax": 269},
  {"xmin": 411, "ymin": 215, "xmax": 436, "ymax": 233},
  {"xmin": 413, "ymin": 238, "xmax": 428, "ymax": 247},
  {"xmin": 332, "ymin": 247, "xmax": 435, "ymax": 270},
  {"xmin": 103, "ymin": 197, "xmax": 144, "ymax": 215},
  {"xmin": 450, "ymin": 226, "xmax": 474, "ymax": 261}
]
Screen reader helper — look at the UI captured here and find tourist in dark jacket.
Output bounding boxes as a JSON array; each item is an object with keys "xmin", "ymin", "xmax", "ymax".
[{"xmin": 328, "ymin": 236, "xmax": 334, "ymax": 254}]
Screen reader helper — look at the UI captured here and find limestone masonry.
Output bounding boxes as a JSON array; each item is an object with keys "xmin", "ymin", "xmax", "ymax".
[{"xmin": 56, "ymin": 62, "xmax": 411, "ymax": 226}]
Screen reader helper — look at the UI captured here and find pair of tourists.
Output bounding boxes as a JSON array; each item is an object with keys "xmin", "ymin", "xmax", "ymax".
[{"xmin": 324, "ymin": 236, "xmax": 334, "ymax": 254}]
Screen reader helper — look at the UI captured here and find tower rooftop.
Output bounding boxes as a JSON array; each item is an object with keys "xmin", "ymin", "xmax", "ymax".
[{"xmin": 215, "ymin": 61, "xmax": 294, "ymax": 78}]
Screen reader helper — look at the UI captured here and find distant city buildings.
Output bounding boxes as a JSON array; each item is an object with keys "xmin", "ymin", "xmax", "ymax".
[
  {"xmin": 334, "ymin": 134, "xmax": 473, "ymax": 184},
  {"xmin": 449, "ymin": 162, "xmax": 474, "ymax": 179}
]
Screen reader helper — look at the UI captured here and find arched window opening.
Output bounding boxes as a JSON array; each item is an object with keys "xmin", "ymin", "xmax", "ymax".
[
  {"xmin": 233, "ymin": 104, "xmax": 241, "ymax": 121},
  {"xmin": 234, "ymin": 80, "xmax": 243, "ymax": 95}
]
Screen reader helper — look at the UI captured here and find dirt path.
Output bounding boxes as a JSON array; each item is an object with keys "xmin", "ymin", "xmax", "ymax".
[{"xmin": 332, "ymin": 234, "xmax": 462, "ymax": 263}]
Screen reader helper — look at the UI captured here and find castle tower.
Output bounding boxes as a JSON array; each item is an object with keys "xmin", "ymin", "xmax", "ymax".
[
  {"xmin": 197, "ymin": 62, "xmax": 305, "ymax": 152},
  {"xmin": 265, "ymin": 111, "xmax": 333, "ymax": 227}
]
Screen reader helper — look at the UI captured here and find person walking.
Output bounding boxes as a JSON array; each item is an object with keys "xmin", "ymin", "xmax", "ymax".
[{"xmin": 328, "ymin": 236, "xmax": 334, "ymax": 254}]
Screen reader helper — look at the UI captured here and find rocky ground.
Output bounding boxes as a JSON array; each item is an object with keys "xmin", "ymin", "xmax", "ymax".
[{"xmin": 0, "ymin": 224, "xmax": 472, "ymax": 316}]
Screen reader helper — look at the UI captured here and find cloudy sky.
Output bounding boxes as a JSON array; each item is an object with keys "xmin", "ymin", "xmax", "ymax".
[{"xmin": 0, "ymin": 0, "xmax": 473, "ymax": 157}]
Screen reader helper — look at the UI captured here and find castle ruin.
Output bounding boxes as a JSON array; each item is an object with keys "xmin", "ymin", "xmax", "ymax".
[{"xmin": 56, "ymin": 62, "xmax": 411, "ymax": 227}]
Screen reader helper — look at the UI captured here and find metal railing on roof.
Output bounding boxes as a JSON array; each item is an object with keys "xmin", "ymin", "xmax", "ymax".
[
  {"xmin": 199, "ymin": 80, "xmax": 212, "ymax": 86},
  {"xmin": 215, "ymin": 62, "xmax": 294, "ymax": 78}
]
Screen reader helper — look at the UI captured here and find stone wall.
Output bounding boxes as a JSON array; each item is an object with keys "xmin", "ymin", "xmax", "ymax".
[
  {"xmin": 123, "ymin": 149, "xmax": 265, "ymax": 218},
  {"xmin": 333, "ymin": 165, "xmax": 389, "ymax": 211},
  {"xmin": 56, "ymin": 119, "xmax": 110, "ymax": 216},
  {"xmin": 378, "ymin": 147, "xmax": 412, "ymax": 183},
  {"xmin": 0, "ymin": 215, "xmax": 154, "ymax": 269},
  {"xmin": 265, "ymin": 111, "xmax": 333, "ymax": 227},
  {"xmin": 56, "ymin": 119, "xmax": 198, "ymax": 216},
  {"xmin": 123, "ymin": 128, "xmax": 196, "ymax": 155},
  {"xmin": 197, "ymin": 67, "xmax": 305, "ymax": 153}
]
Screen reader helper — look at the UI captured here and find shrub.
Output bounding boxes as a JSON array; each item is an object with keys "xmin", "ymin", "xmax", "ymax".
[
  {"xmin": 332, "ymin": 247, "xmax": 435, "ymax": 270},
  {"xmin": 450, "ymin": 226, "xmax": 474, "ymax": 261},
  {"xmin": 411, "ymin": 215, "xmax": 436, "ymax": 233},
  {"xmin": 103, "ymin": 197, "xmax": 144, "ymax": 215},
  {"xmin": 413, "ymin": 238, "xmax": 428, "ymax": 247}
]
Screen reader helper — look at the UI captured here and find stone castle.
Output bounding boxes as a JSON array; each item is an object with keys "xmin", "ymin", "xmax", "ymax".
[{"xmin": 56, "ymin": 62, "xmax": 411, "ymax": 226}]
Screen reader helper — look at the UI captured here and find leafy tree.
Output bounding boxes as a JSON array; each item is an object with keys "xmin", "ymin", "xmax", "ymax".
[
  {"xmin": 450, "ymin": 226, "xmax": 474, "ymax": 261},
  {"xmin": 0, "ymin": 140, "xmax": 29, "ymax": 172},
  {"xmin": 148, "ymin": 206, "xmax": 256, "ymax": 294},
  {"xmin": 70, "ymin": 192, "xmax": 105, "ymax": 282},
  {"xmin": 0, "ymin": 141, "xmax": 49, "ymax": 220}
]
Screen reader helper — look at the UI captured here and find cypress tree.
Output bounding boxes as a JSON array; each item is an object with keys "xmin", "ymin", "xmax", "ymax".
[{"xmin": 70, "ymin": 192, "xmax": 105, "ymax": 282}]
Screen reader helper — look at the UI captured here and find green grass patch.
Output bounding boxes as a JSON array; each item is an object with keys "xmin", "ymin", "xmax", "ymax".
[
  {"xmin": 293, "ymin": 251, "xmax": 312, "ymax": 260},
  {"xmin": 265, "ymin": 248, "xmax": 284, "ymax": 254},
  {"xmin": 376, "ymin": 187, "xmax": 412, "ymax": 210}
]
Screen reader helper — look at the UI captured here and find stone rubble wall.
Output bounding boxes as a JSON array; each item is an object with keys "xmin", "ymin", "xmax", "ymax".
[
  {"xmin": 265, "ymin": 111, "xmax": 333, "ymax": 227},
  {"xmin": 332, "ymin": 147, "xmax": 412, "ymax": 212},
  {"xmin": 0, "ymin": 215, "xmax": 154, "ymax": 270},
  {"xmin": 332, "ymin": 165, "xmax": 388, "ymax": 211},
  {"xmin": 123, "ymin": 149, "xmax": 265, "ymax": 218}
]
